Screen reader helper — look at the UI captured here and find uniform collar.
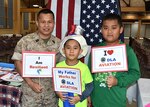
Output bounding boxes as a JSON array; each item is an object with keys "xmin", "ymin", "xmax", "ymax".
[{"xmin": 33, "ymin": 32, "xmax": 56, "ymax": 45}]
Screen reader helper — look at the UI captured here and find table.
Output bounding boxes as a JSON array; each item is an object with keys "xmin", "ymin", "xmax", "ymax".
[
  {"xmin": 137, "ymin": 78, "xmax": 150, "ymax": 107},
  {"xmin": 126, "ymin": 83, "xmax": 137, "ymax": 104}
]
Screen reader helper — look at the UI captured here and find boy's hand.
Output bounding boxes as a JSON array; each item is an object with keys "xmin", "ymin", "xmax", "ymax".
[
  {"xmin": 69, "ymin": 96, "xmax": 80, "ymax": 105},
  {"xmin": 87, "ymin": 96, "xmax": 92, "ymax": 107},
  {"xmin": 56, "ymin": 92, "xmax": 68, "ymax": 101},
  {"xmin": 106, "ymin": 76, "xmax": 118, "ymax": 88},
  {"xmin": 28, "ymin": 81, "xmax": 43, "ymax": 93}
]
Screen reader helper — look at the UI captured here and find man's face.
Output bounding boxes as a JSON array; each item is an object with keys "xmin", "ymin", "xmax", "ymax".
[{"xmin": 36, "ymin": 13, "xmax": 55, "ymax": 39}]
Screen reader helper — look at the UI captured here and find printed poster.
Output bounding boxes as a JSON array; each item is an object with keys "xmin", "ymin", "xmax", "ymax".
[
  {"xmin": 92, "ymin": 44, "xmax": 128, "ymax": 73},
  {"xmin": 22, "ymin": 51, "xmax": 56, "ymax": 77},
  {"xmin": 52, "ymin": 67, "xmax": 82, "ymax": 95}
]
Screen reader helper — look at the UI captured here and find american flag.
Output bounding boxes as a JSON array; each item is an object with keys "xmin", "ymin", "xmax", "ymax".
[
  {"xmin": 80, "ymin": 0, "xmax": 122, "ymax": 45},
  {"xmin": 46, "ymin": 0, "xmax": 122, "ymax": 46},
  {"xmin": 46, "ymin": 0, "xmax": 122, "ymax": 63}
]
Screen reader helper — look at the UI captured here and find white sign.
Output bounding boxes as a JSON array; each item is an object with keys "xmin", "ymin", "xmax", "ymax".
[
  {"xmin": 92, "ymin": 44, "xmax": 128, "ymax": 73},
  {"xmin": 22, "ymin": 51, "xmax": 56, "ymax": 77},
  {"xmin": 52, "ymin": 67, "xmax": 82, "ymax": 95}
]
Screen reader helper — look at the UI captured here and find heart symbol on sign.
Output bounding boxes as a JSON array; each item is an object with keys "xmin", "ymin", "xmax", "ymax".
[{"xmin": 107, "ymin": 50, "xmax": 113, "ymax": 55}]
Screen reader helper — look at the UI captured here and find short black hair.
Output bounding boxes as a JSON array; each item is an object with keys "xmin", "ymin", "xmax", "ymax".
[
  {"xmin": 102, "ymin": 13, "xmax": 123, "ymax": 27},
  {"xmin": 64, "ymin": 39, "xmax": 81, "ymax": 49},
  {"xmin": 37, "ymin": 8, "xmax": 55, "ymax": 20}
]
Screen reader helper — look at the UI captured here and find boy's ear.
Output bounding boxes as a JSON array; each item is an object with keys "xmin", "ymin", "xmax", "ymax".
[
  {"xmin": 80, "ymin": 49, "xmax": 83, "ymax": 54},
  {"xmin": 62, "ymin": 48, "xmax": 65, "ymax": 53},
  {"xmin": 120, "ymin": 26, "xmax": 124, "ymax": 34},
  {"xmin": 62, "ymin": 48, "xmax": 65, "ymax": 54}
]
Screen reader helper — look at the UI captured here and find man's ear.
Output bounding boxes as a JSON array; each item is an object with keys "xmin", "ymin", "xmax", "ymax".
[
  {"xmin": 36, "ymin": 21, "xmax": 38, "ymax": 26},
  {"xmin": 120, "ymin": 26, "xmax": 124, "ymax": 34}
]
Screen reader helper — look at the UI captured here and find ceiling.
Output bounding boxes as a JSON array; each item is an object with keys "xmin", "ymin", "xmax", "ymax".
[{"xmin": 21, "ymin": 0, "xmax": 149, "ymax": 13}]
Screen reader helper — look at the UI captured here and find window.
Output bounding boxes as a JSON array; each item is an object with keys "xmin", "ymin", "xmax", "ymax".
[
  {"xmin": 0, "ymin": 0, "xmax": 5, "ymax": 28},
  {"xmin": 23, "ymin": 12, "xmax": 29, "ymax": 30},
  {"xmin": 0, "ymin": 0, "xmax": 13, "ymax": 29}
]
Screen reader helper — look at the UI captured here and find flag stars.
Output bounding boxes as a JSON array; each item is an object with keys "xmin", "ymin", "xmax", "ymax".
[
  {"xmin": 101, "ymin": 10, "xmax": 105, "ymax": 14},
  {"xmin": 83, "ymin": 0, "xmax": 87, "ymax": 4},
  {"xmin": 87, "ymin": 5, "xmax": 91, "ymax": 9},
  {"xmin": 115, "ymin": 5, "xmax": 118, "ymax": 8},
  {"xmin": 91, "ymin": 19, "xmax": 95, "ymax": 23},
  {"xmin": 99, "ymin": 38, "xmax": 103, "ymax": 43},
  {"xmin": 99, "ymin": 29, "xmax": 102, "ymax": 33},
  {"xmin": 83, "ymin": 10, "xmax": 86, "ymax": 14},
  {"xmin": 91, "ymin": 29, "xmax": 94, "ymax": 33},
  {"xmin": 111, "ymin": 0, "xmax": 115, "ymax": 4},
  {"xmin": 100, "ymin": 20, "xmax": 102, "ymax": 23},
  {"xmin": 95, "ymin": 34, "xmax": 99, "ymax": 38},
  {"xmin": 86, "ymin": 24, "xmax": 90, "ymax": 28},
  {"xmin": 82, "ymin": 19, "xmax": 86, "ymax": 23},
  {"xmin": 96, "ymin": 14, "xmax": 100, "ymax": 19},
  {"xmin": 87, "ymin": 15, "xmax": 91, "ymax": 19},
  {"xmin": 106, "ymin": 4, "xmax": 110, "ymax": 9},
  {"xmin": 110, "ymin": 9, "xmax": 115, "ymax": 13},
  {"xmin": 86, "ymin": 33, "xmax": 90, "ymax": 37},
  {"xmin": 101, "ymin": 0, "xmax": 105, "ymax": 4},
  {"xmin": 92, "ymin": 10, "xmax": 96, "ymax": 14},
  {"xmin": 92, "ymin": 0, "xmax": 96, "ymax": 4},
  {"xmin": 90, "ymin": 38, "xmax": 94, "ymax": 42},
  {"xmin": 95, "ymin": 24, "xmax": 99, "ymax": 28},
  {"xmin": 96, "ymin": 5, "xmax": 100, "ymax": 9}
]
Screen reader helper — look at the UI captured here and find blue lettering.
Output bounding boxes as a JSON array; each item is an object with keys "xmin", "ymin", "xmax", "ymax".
[
  {"xmin": 107, "ymin": 58, "xmax": 116, "ymax": 62},
  {"xmin": 58, "ymin": 70, "xmax": 62, "ymax": 74},
  {"xmin": 67, "ymin": 81, "xmax": 74, "ymax": 85},
  {"xmin": 64, "ymin": 70, "xmax": 76, "ymax": 75}
]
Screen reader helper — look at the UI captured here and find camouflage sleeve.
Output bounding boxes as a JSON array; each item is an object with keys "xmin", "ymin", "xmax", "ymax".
[
  {"xmin": 54, "ymin": 36, "xmax": 65, "ymax": 63},
  {"xmin": 56, "ymin": 51, "xmax": 65, "ymax": 64},
  {"xmin": 11, "ymin": 37, "xmax": 27, "ymax": 61}
]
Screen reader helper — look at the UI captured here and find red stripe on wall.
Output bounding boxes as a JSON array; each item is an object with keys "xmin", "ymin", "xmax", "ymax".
[
  {"xmin": 68, "ymin": 0, "xmax": 84, "ymax": 63},
  {"xmin": 67, "ymin": 0, "xmax": 75, "ymax": 33},
  {"xmin": 46, "ymin": 0, "xmax": 51, "ymax": 9},
  {"xmin": 56, "ymin": 0, "xmax": 63, "ymax": 39}
]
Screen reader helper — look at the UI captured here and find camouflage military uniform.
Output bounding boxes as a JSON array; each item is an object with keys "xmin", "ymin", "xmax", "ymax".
[{"xmin": 12, "ymin": 32, "xmax": 63, "ymax": 107}]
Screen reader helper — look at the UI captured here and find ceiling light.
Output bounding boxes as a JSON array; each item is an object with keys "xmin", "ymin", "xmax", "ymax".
[{"xmin": 33, "ymin": 4, "xmax": 39, "ymax": 7}]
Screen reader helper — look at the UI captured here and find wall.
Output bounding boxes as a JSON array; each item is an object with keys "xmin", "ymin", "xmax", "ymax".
[
  {"xmin": 0, "ymin": 0, "xmax": 150, "ymax": 38},
  {"xmin": 120, "ymin": 0, "xmax": 145, "ymax": 7}
]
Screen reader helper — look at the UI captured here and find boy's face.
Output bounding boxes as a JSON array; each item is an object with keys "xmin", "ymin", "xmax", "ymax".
[
  {"xmin": 101, "ymin": 19, "xmax": 123, "ymax": 45},
  {"xmin": 63, "ymin": 39, "xmax": 83, "ymax": 61}
]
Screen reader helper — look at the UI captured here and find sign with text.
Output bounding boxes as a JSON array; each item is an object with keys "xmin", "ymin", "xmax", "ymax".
[
  {"xmin": 52, "ymin": 67, "xmax": 82, "ymax": 95},
  {"xmin": 92, "ymin": 44, "xmax": 128, "ymax": 73},
  {"xmin": 22, "ymin": 51, "xmax": 56, "ymax": 77}
]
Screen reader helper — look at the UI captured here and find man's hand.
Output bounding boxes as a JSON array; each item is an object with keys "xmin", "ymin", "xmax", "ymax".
[
  {"xmin": 28, "ymin": 81, "xmax": 43, "ymax": 93},
  {"xmin": 14, "ymin": 60, "xmax": 43, "ymax": 93}
]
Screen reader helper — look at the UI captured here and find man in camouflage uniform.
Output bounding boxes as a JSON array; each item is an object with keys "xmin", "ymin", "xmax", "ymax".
[{"xmin": 11, "ymin": 9, "xmax": 64, "ymax": 107}]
